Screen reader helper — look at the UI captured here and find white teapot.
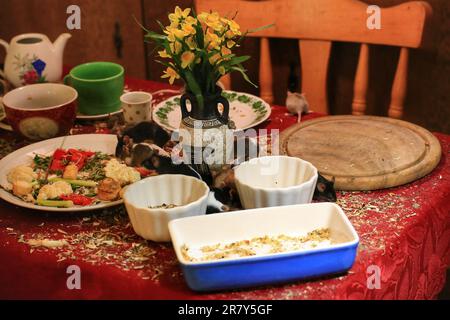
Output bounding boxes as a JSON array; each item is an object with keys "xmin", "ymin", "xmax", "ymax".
[{"xmin": 0, "ymin": 33, "xmax": 71, "ymax": 88}]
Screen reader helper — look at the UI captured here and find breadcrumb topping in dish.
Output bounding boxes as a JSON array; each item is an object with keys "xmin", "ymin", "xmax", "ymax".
[{"xmin": 181, "ymin": 228, "xmax": 333, "ymax": 262}]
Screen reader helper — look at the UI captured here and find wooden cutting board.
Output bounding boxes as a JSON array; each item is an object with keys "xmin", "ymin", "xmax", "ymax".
[{"xmin": 279, "ymin": 115, "xmax": 442, "ymax": 191}]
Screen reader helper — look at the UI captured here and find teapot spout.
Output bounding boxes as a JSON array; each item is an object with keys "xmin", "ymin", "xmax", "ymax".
[{"xmin": 52, "ymin": 33, "xmax": 71, "ymax": 58}]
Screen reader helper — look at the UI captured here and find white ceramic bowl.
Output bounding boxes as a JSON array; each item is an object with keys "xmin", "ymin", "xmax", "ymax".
[
  {"xmin": 123, "ymin": 174, "xmax": 210, "ymax": 242},
  {"xmin": 234, "ymin": 156, "xmax": 318, "ymax": 209}
]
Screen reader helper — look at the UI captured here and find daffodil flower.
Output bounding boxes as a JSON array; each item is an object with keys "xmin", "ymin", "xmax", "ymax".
[
  {"xmin": 205, "ymin": 30, "xmax": 221, "ymax": 50},
  {"xmin": 165, "ymin": 27, "xmax": 186, "ymax": 42},
  {"xmin": 185, "ymin": 16, "xmax": 197, "ymax": 26},
  {"xmin": 181, "ymin": 51, "xmax": 196, "ymax": 69},
  {"xmin": 185, "ymin": 37, "xmax": 197, "ymax": 50},
  {"xmin": 169, "ymin": 6, "xmax": 191, "ymax": 25},
  {"xmin": 221, "ymin": 46, "xmax": 232, "ymax": 58},
  {"xmin": 161, "ymin": 66, "xmax": 180, "ymax": 85},
  {"xmin": 145, "ymin": 7, "xmax": 258, "ymax": 91},
  {"xmin": 209, "ymin": 53, "xmax": 221, "ymax": 65},
  {"xmin": 182, "ymin": 23, "xmax": 196, "ymax": 36},
  {"xmin": 169, "ymin": 41, "xmax": 182, "ymax": 55},
  {"xmin": 226, "ymin": 40, "xmax": 236, "ymax": 48},
  {"xmin": 198, "ymin": 12, "xmax": 223, "ymax": 32},
  {"xmin": 158, "ymin": 50, "xmax": 171, "ymax": 58},
  {"xmin": 227, "ymin": 19, "xmax": 241, "ymax": 35}
]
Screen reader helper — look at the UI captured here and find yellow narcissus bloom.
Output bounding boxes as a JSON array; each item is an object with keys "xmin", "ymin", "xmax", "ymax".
[
  {"xmin": 158, "ymin": 50, "xmax": 171, "ymax": 58},
  {"xmin": 227, "ymin": 19, "xmax": 241, "ymax": 35},
  {"xmin": 209, "ymin": 53, "xmax": 221, "ymax": 65},
  {"xmin": 165, "ymin": 27, "xmax": 186, "ymax": 42},
  {"xmin": 185, "ymin": 37, "xmax": 197, "ymax": 50},
  {"xmin": 185, "ymin": 16, "xmax": 197, "ymax": 26},
  {"xmin": 169, "ymin": 41, "xmax": 182, "ymax": 54},
  {"xmin": 182, "ymin": 23, "xmax": 196, "ymax": 36},
  {"xmin": 221, "ymin": 46, "xmax": 232, "ymax": 58},
  {"xmin": 198, "ymin": 12, "xmax": 223, "ymax": 32},
  {"xmin": 205, "ymin": 30, "xmax": 221, "ymax": 50},
  {"xmin": 227, "ymin": 40, "xmax": 236, "ymax": 48},
  {"xmin": 161, "ymin": 66, "xmax": 180, "ymax": 84},
  {"xmin": 181, "ymin": 51, "xmax": 196, "ymax": 69},
  {"xmin": 169, "ymin": 6, "xmax": 191, "ymax": 26},
  {"xmin": 225, "ymin": 30, "xmax": 235, "ymax": 39}
]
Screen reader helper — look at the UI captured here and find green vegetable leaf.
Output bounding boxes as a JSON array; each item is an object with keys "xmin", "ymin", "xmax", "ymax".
[{"xmin": 231, "ymin": 66, "xmax": 258, "ymax": 88}]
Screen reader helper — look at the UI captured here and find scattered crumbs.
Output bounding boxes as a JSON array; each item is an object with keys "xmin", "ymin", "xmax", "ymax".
[
  {"xmin": 8, "ymin": 206, "xmax": 168, "ymax": 281},
  {"xmin": 26, "ymin": 239, "xmax": 68, "ymax": 248}
]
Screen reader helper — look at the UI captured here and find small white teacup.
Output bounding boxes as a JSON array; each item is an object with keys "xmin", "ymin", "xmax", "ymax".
[{"xmin": 120, "ymin": 91, "xmax": 153, "ymax": 124}]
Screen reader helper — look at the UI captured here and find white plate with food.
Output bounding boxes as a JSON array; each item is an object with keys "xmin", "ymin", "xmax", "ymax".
[
  {"xmin": 0, "ymin": 134, "xmax": 143, "ymax": 212},
  {"xmin": 153, "ymin": 91, "xmax": 271, "ymax": 132}
]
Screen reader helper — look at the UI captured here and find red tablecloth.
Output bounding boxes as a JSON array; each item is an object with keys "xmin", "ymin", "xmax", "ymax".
[{"xmin": 0, "ymin": 78, "xmax": 449, "ymax": 300}]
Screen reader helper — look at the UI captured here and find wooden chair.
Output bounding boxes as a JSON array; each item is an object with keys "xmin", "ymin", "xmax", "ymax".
[{"xmin": 195, "ymin": 0, "xmax": 432, "ymax": 118}]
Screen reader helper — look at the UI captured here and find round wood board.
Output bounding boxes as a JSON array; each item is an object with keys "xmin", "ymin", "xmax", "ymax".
[{"xmin": 279, "ymin": 115, "xmax": 442, "ymax": 191}]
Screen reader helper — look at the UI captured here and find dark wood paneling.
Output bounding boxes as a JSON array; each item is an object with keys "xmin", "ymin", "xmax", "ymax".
[{"xmin": 0, "ymin": 0, "xmax": 146, "ymax": 78}]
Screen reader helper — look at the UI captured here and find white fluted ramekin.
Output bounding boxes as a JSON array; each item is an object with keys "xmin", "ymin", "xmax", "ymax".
[
  {"xmin": 234, "ymin": 156, "xmax": 318, "ymax": 209},
  {"xmin": 123, "ymin": 174, "xmax": 209, "ymax": 242}
]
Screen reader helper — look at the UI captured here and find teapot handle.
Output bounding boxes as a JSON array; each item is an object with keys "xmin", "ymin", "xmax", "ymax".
[{"xmin": 0, "ymin": 39, "xmax": 8, "ymax": 79}]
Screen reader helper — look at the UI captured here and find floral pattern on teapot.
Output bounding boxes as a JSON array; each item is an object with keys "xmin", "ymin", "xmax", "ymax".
[{"xmin": 13, "ymin": 54, "xmax": 47, "ymax": 85}]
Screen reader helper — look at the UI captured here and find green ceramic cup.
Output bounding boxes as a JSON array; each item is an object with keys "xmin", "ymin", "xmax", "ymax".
[{"xmin": 64, "ymin": 62, "xmax": 124, "ymax": 115}]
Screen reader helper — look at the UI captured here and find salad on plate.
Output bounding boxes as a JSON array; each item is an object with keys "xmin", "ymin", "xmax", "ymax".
[{"xmin": 6, "ymin": 148, "xmax": 143, "ymax": 208}]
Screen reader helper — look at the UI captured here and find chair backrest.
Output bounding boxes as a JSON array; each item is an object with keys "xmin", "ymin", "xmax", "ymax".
[{"xmin": 195, "ymin": 0, "xmax": 432, "ymax": 118}]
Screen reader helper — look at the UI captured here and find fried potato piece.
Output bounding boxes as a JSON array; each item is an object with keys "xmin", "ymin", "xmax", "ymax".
[
  {"xmin": 12, "ymin": 180, "xmax": 33, "ymax": 197},
  {"xmin": 97, "ymin": 178, "xmax": 121, "ymax": 201},
  {"xmin": 63, "ymin": 164, "xmax": 78, "ymax": 180}
]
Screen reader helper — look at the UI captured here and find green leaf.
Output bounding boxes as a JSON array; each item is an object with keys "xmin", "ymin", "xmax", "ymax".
[
  {"xmin": 133, "ymin": 15, "xmax": 150, "ymax": 33},
  {"xmin": 145, "ymin": 31, "xmax": 167, "ymax": 41},
  {"xmin": 246, "ymin": 23, "xmax": 275, "ymax": 34},
  {"xmin": 156, "ymin": 20, "xmax": 166, "ymax": 32},
  {"xmin": 231, "ymin": 66, "xmax": 258, "ymax": 88},
  {"xmin": 218, "ymin": 55, "xmax": 250, "ymax": 70},
  {"xmin": 184, "ymin": 70, "xmax": 204, "ymax": 109}
]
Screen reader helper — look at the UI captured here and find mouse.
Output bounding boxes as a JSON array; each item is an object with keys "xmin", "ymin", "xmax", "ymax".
[
  {"xmin": 286, "ymin": 91, "xmax": 309, "ymax": 123},
  {"xmin": 313, "ymin": 174, "xmax": 337, "ymax": 202},
  {"xmin": 116, "ymin": 121, "xmax": 170, "ymax": 158}
]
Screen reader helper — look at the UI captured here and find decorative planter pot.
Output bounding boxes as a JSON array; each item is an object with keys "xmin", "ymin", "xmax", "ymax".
[{"xmin": 178, "ymin": 87, "xmax": 235, "ymax": 181}]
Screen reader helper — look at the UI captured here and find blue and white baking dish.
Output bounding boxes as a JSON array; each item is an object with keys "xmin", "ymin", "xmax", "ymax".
[{"xmin": 168, "ymin": 203, "xmax": 359, "ymax": 292}]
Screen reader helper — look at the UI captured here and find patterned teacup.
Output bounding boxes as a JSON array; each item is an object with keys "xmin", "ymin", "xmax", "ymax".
[
  {"xmin": 1, "ymin": 83, "xmax": 77, "ymax": 140},
  {"xmin": 120, "ymin": 91, "xmax": 153, "ymax": 124}
]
